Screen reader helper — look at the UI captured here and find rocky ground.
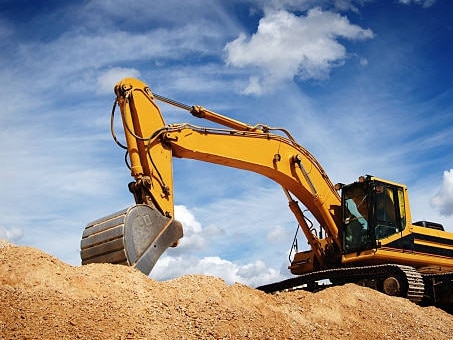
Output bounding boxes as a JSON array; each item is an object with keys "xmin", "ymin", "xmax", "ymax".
[{"xmin": 1, "ymin": 239, "xmax": 452, "ymax": 339}]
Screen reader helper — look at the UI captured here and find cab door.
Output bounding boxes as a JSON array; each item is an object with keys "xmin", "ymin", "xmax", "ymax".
[
  {"xmin": 372, "ymin": 183, "xmax": 406, "ymax": 240},
  {"xmin": 342, "ymin": 181, "xmax": 376, "ymax": 253}
]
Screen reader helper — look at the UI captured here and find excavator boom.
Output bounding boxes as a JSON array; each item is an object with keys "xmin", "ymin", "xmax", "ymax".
[{"xmin": 80, "ymin": 77, "xmax": 342, "ymax": 274}]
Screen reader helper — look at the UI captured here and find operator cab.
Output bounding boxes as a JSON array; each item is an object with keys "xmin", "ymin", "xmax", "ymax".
[{"xmin": 341, "ymin": 176, "xmax": 407, "ymax": 254}]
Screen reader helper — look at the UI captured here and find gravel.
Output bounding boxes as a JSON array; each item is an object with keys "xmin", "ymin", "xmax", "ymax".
[{"xmin": 1, "ymin": 241, "xmax": 452, "ymax": 339}]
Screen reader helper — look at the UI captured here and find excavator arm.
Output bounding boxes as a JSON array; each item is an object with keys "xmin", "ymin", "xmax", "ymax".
[
  {"xmin": 80, "ymin": 79, "xmax": 183, "ymax": 274},
  {"xmin": 81, "ymin": 78, "xmax": 342, "ymax": 275}
]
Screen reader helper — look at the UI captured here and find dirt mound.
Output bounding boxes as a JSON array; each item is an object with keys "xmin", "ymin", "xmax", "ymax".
[{"xmin": 1, "ymin": 241, "xmax": 452, "ymax": 339}]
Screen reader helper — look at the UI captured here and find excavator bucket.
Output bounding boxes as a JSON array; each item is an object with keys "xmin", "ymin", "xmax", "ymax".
[{"xmin": 80, "ymin": 204, "xmax": 183, "ymax": 275}]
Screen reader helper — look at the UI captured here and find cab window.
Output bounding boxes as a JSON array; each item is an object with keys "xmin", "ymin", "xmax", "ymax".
[
  {"xmin": 397, "ymin": 188, "xmax": 406, "ymax": 230},
  {"xmin": 342, "ymin": 182, "xmax": 374, "ymax": 252},
  {"xmin": 374, "ymin": 184, "xmax": 404, "ymax": 239}
]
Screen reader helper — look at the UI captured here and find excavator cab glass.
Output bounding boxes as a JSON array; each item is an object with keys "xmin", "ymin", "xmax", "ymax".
[
  {"xmin": 342, "ymin": 181, "xmax": 375, "ymax": 253},
  {"xmin": 372, "ymin": 182, "xmax": 406, "ymax": 239},
  {"xmin": 342, "ymin": 179, "xmax": 406, "ymax": 253}
]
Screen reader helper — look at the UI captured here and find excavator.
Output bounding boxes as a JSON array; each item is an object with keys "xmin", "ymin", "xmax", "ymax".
[{"xmin": 80, "ymin": 78, "xmax": 453, "ymax": 309}]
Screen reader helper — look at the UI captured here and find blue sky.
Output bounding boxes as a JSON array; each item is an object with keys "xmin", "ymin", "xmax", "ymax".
[{"xmin": 1, "ymin": 0, "xmax": 452, "ymax": 286}]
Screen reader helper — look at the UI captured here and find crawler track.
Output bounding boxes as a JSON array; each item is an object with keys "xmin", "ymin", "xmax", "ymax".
[
  {"xmin": 421, "ymin": 271, "xmax": 453, "ymax": 310},
  {"xmin": 257, "ymin": 264, "xmax": 424, "ymax": 304}
]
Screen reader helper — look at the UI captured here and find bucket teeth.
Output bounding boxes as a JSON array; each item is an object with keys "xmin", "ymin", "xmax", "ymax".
[{"xmin": 81, "ymin": 204, "xmax": 183, "ymax": 275}]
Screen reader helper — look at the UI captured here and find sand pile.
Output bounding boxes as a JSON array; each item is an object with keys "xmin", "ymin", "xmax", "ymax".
[{"xmin": 1, "ymin": 240, "xmax": 452, "ymax": 339}]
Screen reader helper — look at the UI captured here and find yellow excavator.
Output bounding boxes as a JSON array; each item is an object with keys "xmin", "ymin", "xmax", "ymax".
[{"xmin": 81, "ymin": 78, "xmax": 453, "ymax": 308}]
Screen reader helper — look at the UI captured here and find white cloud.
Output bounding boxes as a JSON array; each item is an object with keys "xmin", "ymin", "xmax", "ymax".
[
  {"xmin": 175, "ymin": 205, "xmax": 202, "ymax": 233},
  {"xmin": 96, "ymin": 67, "xmax": 141, "ymax": 94},
  {"xmin": 151, "ymin": 202, "xmax": 291, "ymax": 286},
  {"xmin": 0, "ymin": 226, "xmax": 23, "ymax": 242},
  {"xmin": 7, "ymin": 24, "xmax": 224, "ymax": 98},
  {"xmin": 359, "ymin": 57, "xmax": 368, "ymax": 66},
  {"xmin": 431, "ymin": 169, "xmax": 453, "ymax": 216},
  {"xmin": 151, "ymin": 254, "xmax": 285, "ymax": 287},
  {"xmin": 266, "ymin": 225, "xmax": 288, "ymax": 242},
  {"xmin": 262, "ymin": 0, "xmax": 362, "ymax": 12},
  {"xmin": 241, "ymin": 76, "xmax": 263, "ymax": 95},
  {"xmin": 398, "ymin": 0, "xmax": 436, "ymax": 7},
  {"xmin": 173, "ymin": 205, "xmax": 208, "ymax": 251},
  {"xmin": 224, "ymin": 8, "xmax": 373, "ymax": 94}
]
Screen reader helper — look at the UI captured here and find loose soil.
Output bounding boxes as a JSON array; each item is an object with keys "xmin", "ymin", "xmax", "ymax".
[{"xmin": 1, "ymin": 240, "xmax": 452, "ymax": 339}]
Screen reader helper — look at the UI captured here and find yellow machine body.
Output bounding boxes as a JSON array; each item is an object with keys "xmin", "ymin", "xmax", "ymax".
[{"xmin": 81, "ymin": 78, "xmax": 453, "ymax": 308}]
